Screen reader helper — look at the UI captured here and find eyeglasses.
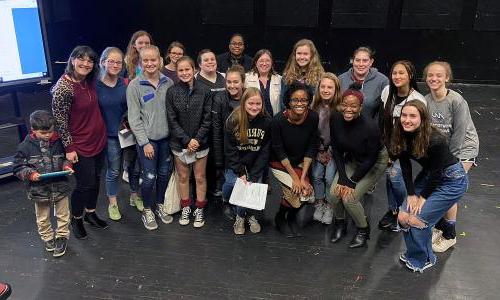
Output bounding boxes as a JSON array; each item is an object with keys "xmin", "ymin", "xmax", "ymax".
[
  {"xmin": 106, "ymin": 59, "xmax": 123, "ymax": 66},
  {"xmin": 290, "ymin": 98, "xmax": 308, "ymax": 104},
  {"xmin": 230, "ymin": 42, "xmax": 244, "ymax": 47}
]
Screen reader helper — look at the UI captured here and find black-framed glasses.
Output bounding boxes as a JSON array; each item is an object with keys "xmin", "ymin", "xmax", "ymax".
[{"xmin": 290, "ymin": 98, "xmax": 308, "ymax": 104}]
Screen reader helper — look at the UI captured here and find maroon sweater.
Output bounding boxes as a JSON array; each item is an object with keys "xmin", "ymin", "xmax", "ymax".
[{"xmin": 51, "ymin": 75, "xmax": 107, "ymax": 157}]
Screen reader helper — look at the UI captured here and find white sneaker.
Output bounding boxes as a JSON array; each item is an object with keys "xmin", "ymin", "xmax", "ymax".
[
  {"xmin": 247, "ymin": 215, "xmax": 261, "ymax": 233},
  {"xmin": 313, "ymin": 202, "xmax": 325, "ymax": 222},
  {"xmin": 179, "ymin": 206, "xmax": 191, "ymax": 226},
  {"xmin": 321, "ymin": 204, "xmax": 334, "ymax": 225},
  {"xmin": 432, "ymin": 227, "xmax": 443, "ymax": 244},
  {"xmin": 433, "ymin": 236, "xmax": 457, "ymax": 253},
  {"xmin": 193, "ymin": 208, "xmax": 205, "ymax": 228}
]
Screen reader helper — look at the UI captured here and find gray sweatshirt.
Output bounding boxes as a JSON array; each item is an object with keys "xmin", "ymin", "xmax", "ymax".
[
  {"xmin": 127, "ymin": 73, "xmax": 173, "ymax": 146},
  {"xmin": 425, "ymin": 89, "xmax": 479, "ymax": 160},
  {"xmin": 339, "ymin": 67, "xmax": 389, "ymax": 119}
]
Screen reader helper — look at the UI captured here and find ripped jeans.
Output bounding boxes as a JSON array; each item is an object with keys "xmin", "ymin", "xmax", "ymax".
[
  {"xmin": 400, "ymin": 162, "xmax": 468, "ymax": 270},
  {"xmin": 137, "ymin": 138, "xmax": 172, "ymax": 209},
  {"xmin": 386, "ymin": 160, "xmax": 406, "ymax": 211}
]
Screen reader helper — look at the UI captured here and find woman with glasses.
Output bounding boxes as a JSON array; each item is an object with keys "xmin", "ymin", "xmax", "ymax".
[
  {"xmin": 161, "ymin": 41, "xmax": 185, "ymax": 83},
  {"xmin": 217, "ymin": 33, "xmax": 253, "ymax": 73},
  {"xmin": 52, "ymin": 45, "xmax": 108, "ymax": 239},
  {"xmin": 329, "ymin": 83, "xmax": 388, "ymax": 248},
  {"xmin": 96, "ymin": 47, "xmax": 141, "ymax": 221},
  {"xmin": 271, "ymin": 82, "xmax": 319, "ymax": 237},
  {"xmin": 245, "ymin": 49, "xmax": 282, "ymax": 116}
]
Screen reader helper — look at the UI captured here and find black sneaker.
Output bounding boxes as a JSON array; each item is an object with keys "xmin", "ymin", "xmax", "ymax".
[
  {"xmin": 53, "ymin": 237, "xmax": 68, "ymax": 257},
  {"xmin": 44, "ymin": 238, "xmax": 56, "ymax": 252},
  {"xmin": 71, "ymin": 217, "xmax": 88, "ymax": 240},
  {"xmin": 84, "ymin": 212, "xmax": 109, "ymax": 229},
  {"xmin": 378, "ymin": 210, "xmax": 399, "ymax": 231}
]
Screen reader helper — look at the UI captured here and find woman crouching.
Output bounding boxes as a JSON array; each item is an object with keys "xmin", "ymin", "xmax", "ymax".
[{"xmin": 392, "ymin": 100, "xmax": 468, "ymax": 272}]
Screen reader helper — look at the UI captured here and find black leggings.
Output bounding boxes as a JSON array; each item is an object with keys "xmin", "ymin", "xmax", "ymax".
[{"xmin": 71, "ymin": 151, "xmax": 105, "ymax": 217}]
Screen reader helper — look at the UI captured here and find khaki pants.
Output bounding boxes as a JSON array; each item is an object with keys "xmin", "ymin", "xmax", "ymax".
[
  {"xmin": 34, "ymin": 196, "xmax": 70, "ymax": 241},
  {"xmin": 329, "ymin": 148, "xmax": 389, "ymax": 228}
]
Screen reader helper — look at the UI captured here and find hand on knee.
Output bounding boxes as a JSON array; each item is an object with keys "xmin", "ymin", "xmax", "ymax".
[{"xmin": 397, "ymin": 212, "xmax": 410, "ymax": 228}]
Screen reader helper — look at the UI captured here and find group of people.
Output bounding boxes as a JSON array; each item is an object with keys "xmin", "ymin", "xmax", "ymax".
[{"xmin": 13, "ymin": 30, "xmax": 479, "ymax": 274}]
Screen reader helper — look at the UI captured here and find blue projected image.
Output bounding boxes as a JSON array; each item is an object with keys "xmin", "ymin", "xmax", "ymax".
[
  {"xmin": 0, "ymin": 0, "xmax": 51, "ymax": 87},
  {"xmin": 12, "ymin": 8, "xmax": 47, "ymax": 75}
]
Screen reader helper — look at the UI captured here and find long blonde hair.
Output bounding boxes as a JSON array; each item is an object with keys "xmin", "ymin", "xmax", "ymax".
[
  {"xmin": 228, "ymin": 87, "xmax": 264, "ymax": 144},
  {"xmin": 283, "ymin": 39, "xmax": 324, "ymax": 86},
  {"xmin": 124, "ymin": 30, "xmax": 154, "ymax": 79},
  {"xmin": 311, "ymin": 72, "xmax": 341, "ymax": 112}
]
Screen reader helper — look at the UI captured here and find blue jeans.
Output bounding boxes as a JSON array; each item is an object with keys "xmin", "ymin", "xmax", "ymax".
[
  {"xmin": 311, "ymin": 158, "xmax": 336, "ymax": 201},
  {"xmin": 400, "ymin": 162, "xmax": 468, "ymax": 270},
  {"xmin": 222, "ymin": 169, "xmax": 262, "ymax": 217},
  {"xmin": 105, "ymin": 138, "xmax": 140, "ymax": 197},
  {"xmin": 386, "ymin": 160, "xmax": 407, "ymax": 211},
  {"xmin": 137, "ymin": 138, "xmax": 172, "ymax": 209}
]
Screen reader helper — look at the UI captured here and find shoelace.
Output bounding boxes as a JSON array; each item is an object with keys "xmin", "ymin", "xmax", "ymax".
[
  {"xmin": 145, "ymin": 210, "xmax": 155, "ymax": 223},
  {"xmin": 235, "ymin": 217, "xmax": 244, "ymax": 227},
  {"xmin": 181, "ymin": 207, "xmax": 191, "ymax": 219},
  {"xmin": 248, "ymin": 216, "xmax": 257, "ymax": 225},
  {"xmin": 194, "ymin": 209, "xmax": 203, "ymax": 221}
]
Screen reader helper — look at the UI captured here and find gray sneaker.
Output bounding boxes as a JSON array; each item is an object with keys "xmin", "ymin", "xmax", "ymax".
[
  {"xmin": 234, "ymin": 215, "xmax": 245, "ymax": 235},
  {"xmin": 247, "ymin": 215, "xmax": 261, "ymax": 233},
  {"xmin": 179, "ymin": 206, "xmax": 191, "ymax": 226},
  {"xmin": 313, "ymin": 202, "xmax": 325, "ymax": 222},
  {"xmin": 156, "ymin": 204, "xmax": 173, "ymax": 224},
  {"xmin": 142, "ymin": 209, "xmax": 158, "ymax": 230},
  {"xmin": 321, "ymin": 203, "xmax": 334, "ymax": 225}
]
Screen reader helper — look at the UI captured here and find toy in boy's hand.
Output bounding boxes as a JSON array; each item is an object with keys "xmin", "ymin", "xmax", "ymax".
[{"xmin": 35, "ymin": 170, "xmax": 73, "ymax": 180}]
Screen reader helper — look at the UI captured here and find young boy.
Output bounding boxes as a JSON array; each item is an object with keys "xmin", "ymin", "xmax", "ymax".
[{"xmin": 13, "ymin": 110, "xmax": 73, "ymax": 257}]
